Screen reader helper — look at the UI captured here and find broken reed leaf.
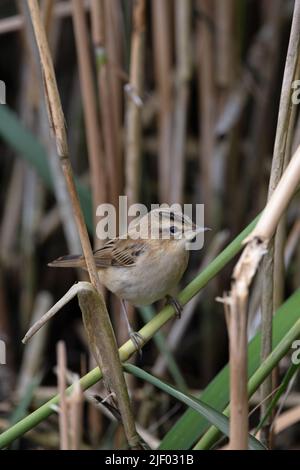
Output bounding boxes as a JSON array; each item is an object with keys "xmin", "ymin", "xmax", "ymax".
[{"xmin": 22, "ymin": 283, "xmax": 87, "ymax": 344}]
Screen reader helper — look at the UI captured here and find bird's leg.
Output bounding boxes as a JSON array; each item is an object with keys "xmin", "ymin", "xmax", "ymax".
[
  {"xmin": 165, "ymin": 295, "xmax": 183, "ymax": 319},
  {"xmin": 121, "ymin": 299, "xmax": 144, "ymax": 353}
]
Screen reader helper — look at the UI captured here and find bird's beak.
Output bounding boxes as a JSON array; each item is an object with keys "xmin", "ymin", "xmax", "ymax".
[
  {"xmin": 192, "ymin": 223, "xmax": 211, "ymax": 233},
  {"xmin": 186, "ymin": 224, "xmax": 211, "ymax": 242}
]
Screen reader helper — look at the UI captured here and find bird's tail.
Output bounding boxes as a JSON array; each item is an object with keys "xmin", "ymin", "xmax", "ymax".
[{"xmin": 48, "ymin": 254, "xmax": 86, "ymax": 269}]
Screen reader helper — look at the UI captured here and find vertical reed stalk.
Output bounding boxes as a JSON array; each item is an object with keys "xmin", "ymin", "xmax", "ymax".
[
  {"xmin": 152, "ymin": 0, "xmax": 173, "ymax": 203},
  {"xmin": 223, "ymin": 293, "xmax": 249, "ymax": 449},
  {"xmin": 196, "ymin": 0, "xmax": 215, "ymax": 222},
  {"xmin": 57, "ymin": 341, "xmax": 69, "ymax": 450},
  {"xmin": 69, "ymin": 378, "xmax": 83, "ymax": 450},
  {"xmin": 170, "ymin": 0, "xmax": 191, "ymax": 204},
  {"xmin": 91, "ymin": 0, "xmax": 120, "ymax": 209},
  {"xmin": 125, "ymin": 0, "xmax": 146, "ymax": 206},
  {"xmin": 215, "ymin": 0, "xmax": 234, "ymax": 88},
  {"xmin": 71, "ymin": 0, "xmax": 106, "ymax": 239},
  {"xmin": 103, "ymin": 0, "xmax": 123, "ymax": 202}
]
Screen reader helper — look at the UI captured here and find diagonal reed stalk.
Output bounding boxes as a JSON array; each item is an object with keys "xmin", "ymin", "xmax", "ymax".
[
  {"xmin": 0, "ymin": 214, "xmax": 258, "ymax": 448},
  {"xmin": 194, "ymin": 313, "xmax": 300, "ymax": 450},
  {"xmin": 27, "ymin": 0, "xmax": 140, "ymax": 449}
]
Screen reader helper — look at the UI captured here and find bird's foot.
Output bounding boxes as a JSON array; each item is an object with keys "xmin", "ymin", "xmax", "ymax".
[
  {"xmin": 166, "ymin": 295, "xmax": 183, "ymax": 319},
  {"xmin": 129, "ymin": 330, "xmax": 144, "ymax": 356},
  {"xmin": 121, "ymin": 299, "xmax": 144, "ymax": 356}
]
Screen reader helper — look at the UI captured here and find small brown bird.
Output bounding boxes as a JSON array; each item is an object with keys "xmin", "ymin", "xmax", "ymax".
[{"xmin": 49, "ymin": 208, "xmax": 207, "ymax": 348}]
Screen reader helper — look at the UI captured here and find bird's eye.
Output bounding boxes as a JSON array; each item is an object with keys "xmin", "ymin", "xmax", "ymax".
[{"xmin": 170, "ymin": 225, "xmax": 178, "ymax": 234}]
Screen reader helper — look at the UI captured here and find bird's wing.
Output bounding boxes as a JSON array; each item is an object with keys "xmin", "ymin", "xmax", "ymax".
[
  {"xmin": 48, "ymin": 238, "xmax": 147, "ymax": 269},
  {"xmin": 93, "ymin": 238, "xmax": 147, "ymax": 268}
]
